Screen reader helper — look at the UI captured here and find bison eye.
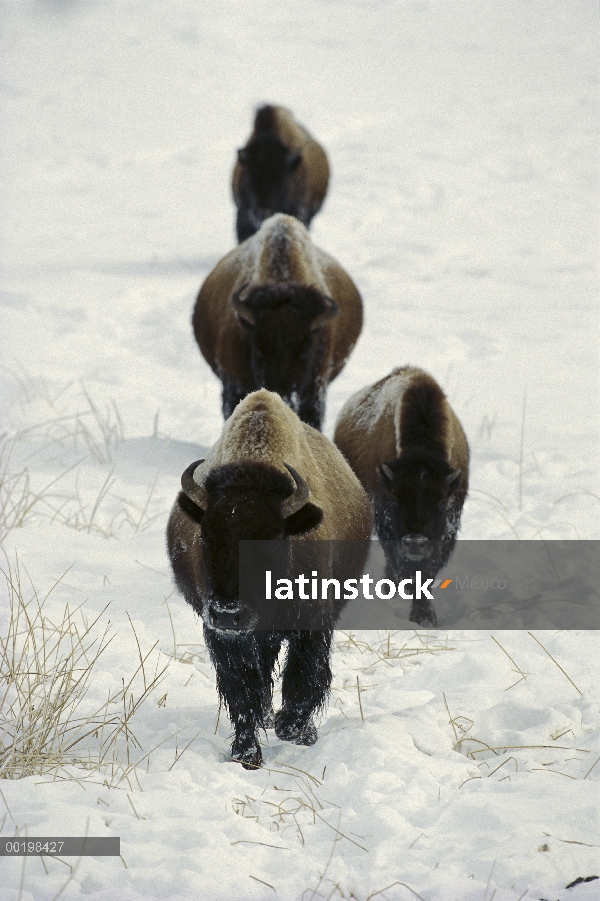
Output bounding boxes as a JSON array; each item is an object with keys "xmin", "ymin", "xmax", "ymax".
[{"xmin": 438, "ymin": 499, "xmax": 446, "ymax": 511}]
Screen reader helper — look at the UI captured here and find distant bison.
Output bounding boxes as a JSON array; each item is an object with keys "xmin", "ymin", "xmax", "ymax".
[
  {"xmin": 334, "ymin": 366, "xmax": 469, "ymax": 626},
  {"xmin": 232, "ymin": 105, "xmax": 330, "ymax": 242},
  {"xmin": 167, "ymin": 390, "xmax": 372, "ymax": 769},
  {"xmin": 193, "ymin": 213, "xmax": 363, "ymax": 430}
]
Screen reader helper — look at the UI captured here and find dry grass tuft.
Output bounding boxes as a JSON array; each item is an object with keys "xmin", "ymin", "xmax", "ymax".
[
  {"xmin": 1, "ymin": 381, "xmax": 166, "ymax": 541},
  {"xmin": 233, "ymin": 760, "xmax": 367, "ymax": 852},
  {"xmin": 443, "ymin": 635, "xmax": 593, "ymax": 785},
  {"xmin": 333, "ymin": 631, "xmax": 456, "ymax": 672},
  {"xmin": 0, "ymin": 558, "xmax": 169, "ymax": 785},
  {"xmin": 0, "ymin": 432, "xmax": 84, "ymax": 543}
]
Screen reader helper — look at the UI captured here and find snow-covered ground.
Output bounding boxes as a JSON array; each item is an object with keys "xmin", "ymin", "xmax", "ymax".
[{"xmin": 0, "ymin": 1, "xmax": 598, "ymax": 899}]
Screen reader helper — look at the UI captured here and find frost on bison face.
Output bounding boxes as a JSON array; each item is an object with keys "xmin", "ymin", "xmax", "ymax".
[{"xmin": 376, "ymin": 448, "xmax": 465, "ymax": 627}]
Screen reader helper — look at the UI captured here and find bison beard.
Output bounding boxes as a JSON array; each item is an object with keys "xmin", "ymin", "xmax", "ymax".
[
  {"xmin": 227, "ymin": 283, "xmax": 336, "ymax": 430},
  {"xmin": 205, "ymin": 628, "xmax": 331, "ymax": 768}
]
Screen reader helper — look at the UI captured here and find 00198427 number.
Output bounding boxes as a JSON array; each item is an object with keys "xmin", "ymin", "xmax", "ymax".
[{"xmin": 2, "ymin": 840, "xmax": 64, "ymax": 854}]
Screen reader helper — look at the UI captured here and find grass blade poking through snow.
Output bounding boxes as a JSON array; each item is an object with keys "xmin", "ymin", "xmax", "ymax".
[{"xmin": 0, "ymin": 557, "xmax": 171, "ymax": 784}]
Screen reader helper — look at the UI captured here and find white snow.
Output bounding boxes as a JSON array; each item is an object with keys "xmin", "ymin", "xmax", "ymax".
[{"xmin": 0, "ymin": 1, "xmax": 598, "ymax": 899}]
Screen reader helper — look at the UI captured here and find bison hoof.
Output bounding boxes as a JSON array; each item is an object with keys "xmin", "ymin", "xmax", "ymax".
[
  {"xmin": 409, "ymin": 602, "xmax": 438, "ymax": 628},
  {"xmin": 231, "ymin": 740, "xmax": 263, "ymax": 770},
  {"xmin": 275, "ymin": 710, "xmax": 318, "ymax": 746}
]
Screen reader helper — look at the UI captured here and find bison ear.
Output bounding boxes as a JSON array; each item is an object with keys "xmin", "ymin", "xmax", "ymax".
[
  {"xmin": 445, "ymin": 468, "xmax": 462, "ymax": 489},
  {"xmin": 231, "ymin": 283, "xmax": 255, "ymax": 326},
  {"xmin": 286, "ymin": 150, "xmax": 302, "ymax": 171},
  {"xmin": 237, "ymin": 147, "xmax": 250, "ymax": 165},
  {"xmin": 311, "ymin": 296, "xmax": 339, "ymax": 331},
  {"xmin": 285, "ymin": 502, "xmax": 323, "ymax": 536}
]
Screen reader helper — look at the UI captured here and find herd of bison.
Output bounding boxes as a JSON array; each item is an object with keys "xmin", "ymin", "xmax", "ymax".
[{"xmin": 166, "ymin": 105, "xmax": 470, "ymax": 768}]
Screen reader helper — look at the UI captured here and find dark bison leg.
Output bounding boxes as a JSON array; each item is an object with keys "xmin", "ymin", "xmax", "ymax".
[
  {"xmin": 408, "ymin": 535, "xmax": 458, "ymax": 628},
  {"xmin": 236, "ymin": 208, "xmax": 258, "ymax": 243},
  {"xmin": 297, "ymin": 382, "xmax": 326, "ymax": 431},
  {"xmin": 409, "ymin": 598, "xmax": 438, "ymax": 628},
  {"xmin": 384, "ymin": 555, "xmax": 438, "ymax": 629},
  {"xmin": 275, "ymin": 630, "xmax": 332, "ymax": 746},
  {"xmin": 204, "ymin": 626, "xmax": 269, "ymax": 769},
  {"xmin": 256, "ymin": 631, "xmax": 284, "ymax": 729},
  {"xmin": 221, "ymin": 375, "xmax": 247, "ymax": 421}
]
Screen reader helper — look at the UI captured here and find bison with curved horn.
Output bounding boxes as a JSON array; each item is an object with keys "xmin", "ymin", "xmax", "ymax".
[
  {"xmin": 193, "ymin": 213, "xmax": 363, "ymax": 430},
  {"xmin": 167, "ymin": 390, "xmax": 372, "ymax": 769},
  {"xmin": 334, "ymin": 367, "xmax": 469, "ymax": 627},
  {"xmin": 232, "ymin": 104, "xmax": 330, "ymax": 242}
]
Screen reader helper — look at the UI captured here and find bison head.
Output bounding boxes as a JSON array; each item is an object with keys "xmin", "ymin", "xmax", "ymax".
[
  {"xmin": 179, "ymin": 459, "xmax": 323, "ymax": 632},
  {"xmin": 231, "ymin": 284, "xmax": 338, "ymax": 412},
  {"xmin": 237, "ymin": 134, "xmax": 302, "ymax": 226},
  {"xmin": 379, "ymin": 447, "xmax": 462, "ymax": 549}
]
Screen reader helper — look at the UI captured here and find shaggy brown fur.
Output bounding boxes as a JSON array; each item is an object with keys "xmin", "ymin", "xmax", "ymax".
[
  {"xmin": 169, "ymin": 390, "xmax": 372, "ymax": 554},
  {"xmin": 334, "ymin": 367, "xmax": 469, "ymax": 500},
  {"xmin": 167, "ymin": 390, "xmax": 372, "ymax": 769},
  {"xmin": 193, "ymin": 213, "xmax": 363, "ymax": 429},
  {"xmin": 232, "ymin": 105, "xmax": 330, "ymax": 242},
  {"xmin": 333, "ymin": 367, "xmax": 470, "ymax": 626}
]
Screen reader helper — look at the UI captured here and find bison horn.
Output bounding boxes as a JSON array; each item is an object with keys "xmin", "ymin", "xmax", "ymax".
[
  {"xmin": 281, "ymin": 463, "xmax": 310, "ymax": 518},
  {"xmin": 285, "ymin": 150, "xmax": 302, "ymax": 171},
  {"xmin": 231, "ymin": 283, "xmax": 255, "ymax": 326},
  {"xmin": 381, "ymin": 463, "xmax": 394, "ymax": 482},
  {"xmin": 445, "ymin": 468, "xmax": 461, "ymax": 485},
  {"xmin": 311, "ymin": 295, "xmax": 339, "ymax": 331},
  {"xmin": 181, "ymin": 459, "xmax": 209, "ymax": 510}
]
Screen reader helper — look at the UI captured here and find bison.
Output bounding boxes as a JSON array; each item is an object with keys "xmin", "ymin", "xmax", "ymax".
[
  {"xmin": 232, "ymin": 104, "xmax": 330, "ymax": 242},
  {"xmin": 193, "ymin": 212, "xmax": 363, "ymax": 430},
  {"xmin": 334, "ymin": 366, "xmax": 469, "ymax": 626},
  {"xmin": 167, "ymin": 389, "xmax": 373, "ymax": 769}
]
